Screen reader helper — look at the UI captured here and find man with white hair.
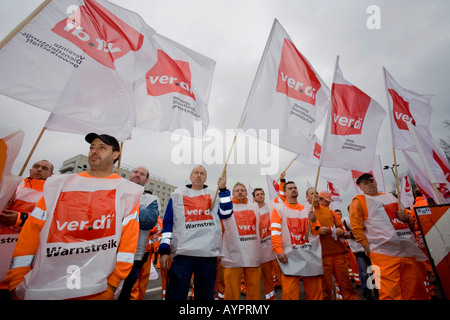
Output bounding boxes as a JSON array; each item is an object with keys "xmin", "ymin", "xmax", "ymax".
[{"xmin": 159, "ymin": 166, "xmax": 232, "ymax": 300}]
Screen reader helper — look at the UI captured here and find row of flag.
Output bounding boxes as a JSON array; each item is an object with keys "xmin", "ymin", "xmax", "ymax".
[{"xmin": 0, "ymin": 1, "xmax": 449, "ymax": 210}]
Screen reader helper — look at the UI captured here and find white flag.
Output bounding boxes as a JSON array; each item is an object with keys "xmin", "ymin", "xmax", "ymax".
[
  {"xmin": 265, "ymin": 174, "xmax": 280, "ymax": 201},
  {"xmin": 403, "ymin": 150, "xmax": 448, "ymax": 204},
  {"xmin": 0, "ymin": 0, "xmax": 157, "ymax": 141},
  {"xmin": 320, "ymin": 57, "xmax": 386, "ymax": 172},
  {"xmin": 351, "ymin": 155, "xmax": 386, "ymax": 194},
  {"xmin": 134, "ymin": 33, "xmax": 216, "ymax": 137},
  {"xmin": 383, "ymin": 67, "xmax": 433, "ymax": 151},
  {"xmin": 239, "ymin": 19, "xmax": 330, "ymax": 155},
  {"xmin": 400, "ymin": 172, "xmax": 415, "ymax": 209},
  {"xmin": 0, "ymin": 128, "xmax": 24, "ymax": 211}
]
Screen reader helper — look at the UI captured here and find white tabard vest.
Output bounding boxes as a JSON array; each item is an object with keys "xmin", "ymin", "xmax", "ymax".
[
  {"xmin": 258, "ymin": 204, "xmax": 276, "ymax": 264},
  {"xmin": 355, "ymin": 193, "xmax": 426, "ymax": 261},
  {"xmin": 277, "ymin": 202, "xmax": 323, "ymax": 277},
  {"xmin": 16, "ymin": 174, "xmax": 143, "ymax": 300},
  {"xmin": 170, "ymin": 187, "xmax": 222, "ymax": 257},
  {"xmin": 221, "ymin": 202, "xmax": 261, "ymax": 268}
]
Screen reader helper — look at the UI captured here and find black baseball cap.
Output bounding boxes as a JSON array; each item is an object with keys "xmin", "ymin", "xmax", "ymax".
[
  {"xmin": 85, "ymin": 133, "xmax": 120, "ymax": 152},
  {"xmin": 356, "ymin": 173, "xmax": 374, "ymax": 185}
]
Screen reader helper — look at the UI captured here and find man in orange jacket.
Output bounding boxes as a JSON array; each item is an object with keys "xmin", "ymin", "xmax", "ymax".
[
  {"xmin": 308, "ymin": 188, "xmax": 359, "ymax": 300},
  {"xmin": 349, "ymin": 173, "xmax": 429, "ymax": 300},
  {"xmin": 271, "ymin": 182, "xmax": 323, "ymax": 300},
  {"xmin": 0, "ymin": 160, "xmax": 54, "ymax": 298},
  {"xmin": 5, "ymin": 133, "xmax": 142, "ymax": 300}
]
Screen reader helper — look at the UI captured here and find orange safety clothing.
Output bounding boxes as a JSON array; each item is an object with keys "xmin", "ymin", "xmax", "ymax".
[
  {"xmin": 4, "ymin": 171, "xmax": 142, "ymax": 300},
  {"xmin": 281, "ymin": 274, "xmax": 323, "ymax": 300},
  {"xmin": 130, "ymin": 218, "xmax": 163, "ymax": 300},
  {"xmin": 1, "ymin": 178, "xmax": 46, "ymax": 290},
  {"xmin": 349, "ymin": 192, "xmax": 429, "ymax": 300},
  {"xmin": 369, "ymin": 252, "xmax": 429, "ymax": 300},
  {"xmin": 314, "ymin": 205, "xmax": 348, "ymax": 256},
  {"xmin": 222, "ymin": 197, "xmax": 261, "ymax": 300},
  {"xmin": 223, "ymin": 266, "xmax": 261, "ymax": 300},
  {"xmin": 314, "ymin": 205, "xmax": 358, "ymax": 300},
  {"xmin": 270, "ymin": 200, "xmax": 322, "ymax": 276}
]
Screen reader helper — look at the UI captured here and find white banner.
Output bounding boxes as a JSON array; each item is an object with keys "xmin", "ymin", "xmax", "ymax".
[
  {"xmin": 320, "ymin": 57, "xmax": 386, "ymax": 172},
  {"xmin": 239, "ymin": 19, "xmax": 329, "ymax": 155}
]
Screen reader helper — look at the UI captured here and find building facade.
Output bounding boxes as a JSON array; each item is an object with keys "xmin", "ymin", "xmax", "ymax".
[{"xmin": 59, "ymin": 154, "xmax": 176, "ymax": 216}]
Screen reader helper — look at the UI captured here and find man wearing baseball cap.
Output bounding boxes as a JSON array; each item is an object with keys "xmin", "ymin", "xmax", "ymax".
[
  {"xmin": 349, "ymin": 173, "xmax": 429, "ymax": 300},
  {"xmin": 6, "ymin": 133, "xmax": 143, "ymax": 300}
]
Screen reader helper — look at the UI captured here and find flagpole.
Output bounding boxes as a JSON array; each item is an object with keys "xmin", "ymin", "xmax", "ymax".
[
  {"xmin": 19, "ymin": 126, "xmax": 46, "ymax": 176},
  {"xmin": 210, "ymin": 130, "xmax": 238, "ymax": 209},
  {"xmin": 382, "ymin": 67, "xmax": 403, "ymax": 209},
  {"xmin": 276, "ymin": 155, "xmax": 296, "ymax": 183},
  {"xmin": 0, "ymin": 0, "xmax": 52, "ymax": 50},
  {"xmin": 406, "ymin": 122, "xmax": 443, "ymax": 204}
]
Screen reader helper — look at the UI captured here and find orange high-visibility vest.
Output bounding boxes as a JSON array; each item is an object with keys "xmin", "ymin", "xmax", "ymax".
[
  {"xmin": 221, "ymin": 199, "xmax": 261, "ymax": 268},
  {"xmin": 352, "ymin": 193, "xmax": 427, "ymax": 260},
  {"xmin": 270, "ymin": 200, "xmax": 322, "ymax": 276},
  {"xmin": 0, "ymin": 178, "xmax": 45, "ymax": 287},
  {"xmin": 5, "ymin": 172, "xmax": 142, "ymax": 300}
]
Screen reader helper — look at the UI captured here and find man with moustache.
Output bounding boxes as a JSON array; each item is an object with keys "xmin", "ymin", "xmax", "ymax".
[{"xmin": 5, "ymin": 133, "xmax": 142, "ymax": 300}]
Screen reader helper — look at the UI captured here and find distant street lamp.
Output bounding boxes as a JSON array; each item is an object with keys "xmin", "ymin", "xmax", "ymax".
[{"xmin": 383, "ymin": 164, "xmax": 399, "ymax": 179}]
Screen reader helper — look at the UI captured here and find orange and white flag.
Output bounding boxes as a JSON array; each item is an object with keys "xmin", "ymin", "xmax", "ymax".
[
  {"xmin": 320, "ymin": 57, "xmax": 386, "ymax": 172},
  {"xmin": 239, "ymin": 19, "xmax": 330, "ymax": 155}
]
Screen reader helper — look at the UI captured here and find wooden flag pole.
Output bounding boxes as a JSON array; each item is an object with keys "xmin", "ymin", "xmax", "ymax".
[
  {"xmin": 0, "ymin": 0, "xmax": 52, "ymax": 50},
  {"xmin": 392, "ymin": 148, "xmax": 402, "ymax": 208},
  {"xmin": 210, "ymin": 131, "xmax": 238, "ymax": 210},
  {"xmin": 305, "ymin": 164, "xmax": 322, "ymax": 241},
  {"xmin": 19, "ymin": 126, "xmax": 46, "ymax": 176},
  {"xmin": 276, "ymin": 155, "xmax": 296, "ymax": 183}
]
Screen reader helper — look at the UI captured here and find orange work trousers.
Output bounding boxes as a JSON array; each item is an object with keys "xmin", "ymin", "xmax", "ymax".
[
  {"xmin": 281, "ymin": 274, "xmax": 323, "ymax": 300},
  {"xmin": 369, "ymin": 252, "xmax": 430, "ymax": 300},
  {"xmin": 223, "ymin": 267, "xmax": 261, "ymax": 300},
  {"xmin": 322, "ymin": 253, "xmax": 359, "ymax": 300},
  {"xmin": 260, "ymin": 260, "xmax": 277, "ymax": 300}
]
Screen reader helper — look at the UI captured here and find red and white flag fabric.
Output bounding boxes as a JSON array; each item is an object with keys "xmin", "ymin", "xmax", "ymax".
[
  {"xmin": 295, "ymin": 134, "xmax": 322, "ymax": 165},
  {"xmin": 407, "ymin": 122, "xmax": 450, "ymax": 203},
  {"xmin": 0, "ymin": 0, "xmax": 158, "ymax": 141},
  {"xmin": 327, "ymin": 181, "xmax": 342, "ymax": 210},
  {"xmin": 320, "ymin": 57, "xmax": 386, "ymax": 172},
  {"xmin": 383, "ymin": 67, "xmax": 433, "ymax": 151},
  {"xmin": 0, "ymin": 128, "xmax": 24, "ymax": 211},
  {"xmin": 403, "ymin": 150, "xmax": 449, "ymax": 204},
  {"xmin": 239, "ymin": 19, "xmax": 330, "ymax": 156},
  {"xmin": 133, "ymin": 33, "xmax": 216, "ymax": 137},
  {"xmin": 400, "ymin": 172, "xmax": 415, "ymax": 209},
  {"xmin": 265, "ymin": 173, "xmax": 280, "ymax": 201},
  {"xmin": 351, "ymin": 155, "xmax": 386, "ymax": 194}
]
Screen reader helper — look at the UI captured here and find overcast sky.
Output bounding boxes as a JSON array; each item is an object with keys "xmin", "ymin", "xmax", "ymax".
[{"xmin": 1, "ymin": 0, "xmax": 449, "ymax": 216}]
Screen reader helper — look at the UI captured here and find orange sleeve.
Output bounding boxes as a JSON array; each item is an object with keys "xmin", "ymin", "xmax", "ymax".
[
  {"xmin": 309, "ymin": 219, "xmax": 321, "ymax": 236},
  {"xmin": 349, "ymin": 196, "xmax": 369, "ymax": 247},
  {"xmin": 107, "ymin": 202, "xmax": 140, "ymax": 288},
  {"xmin": 5, "ymin": 196, "xmax": 46, "ymax": 291},
  {"xmin": 270, "ymin": 207, "xmax": 283, "ymax": 255}
]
